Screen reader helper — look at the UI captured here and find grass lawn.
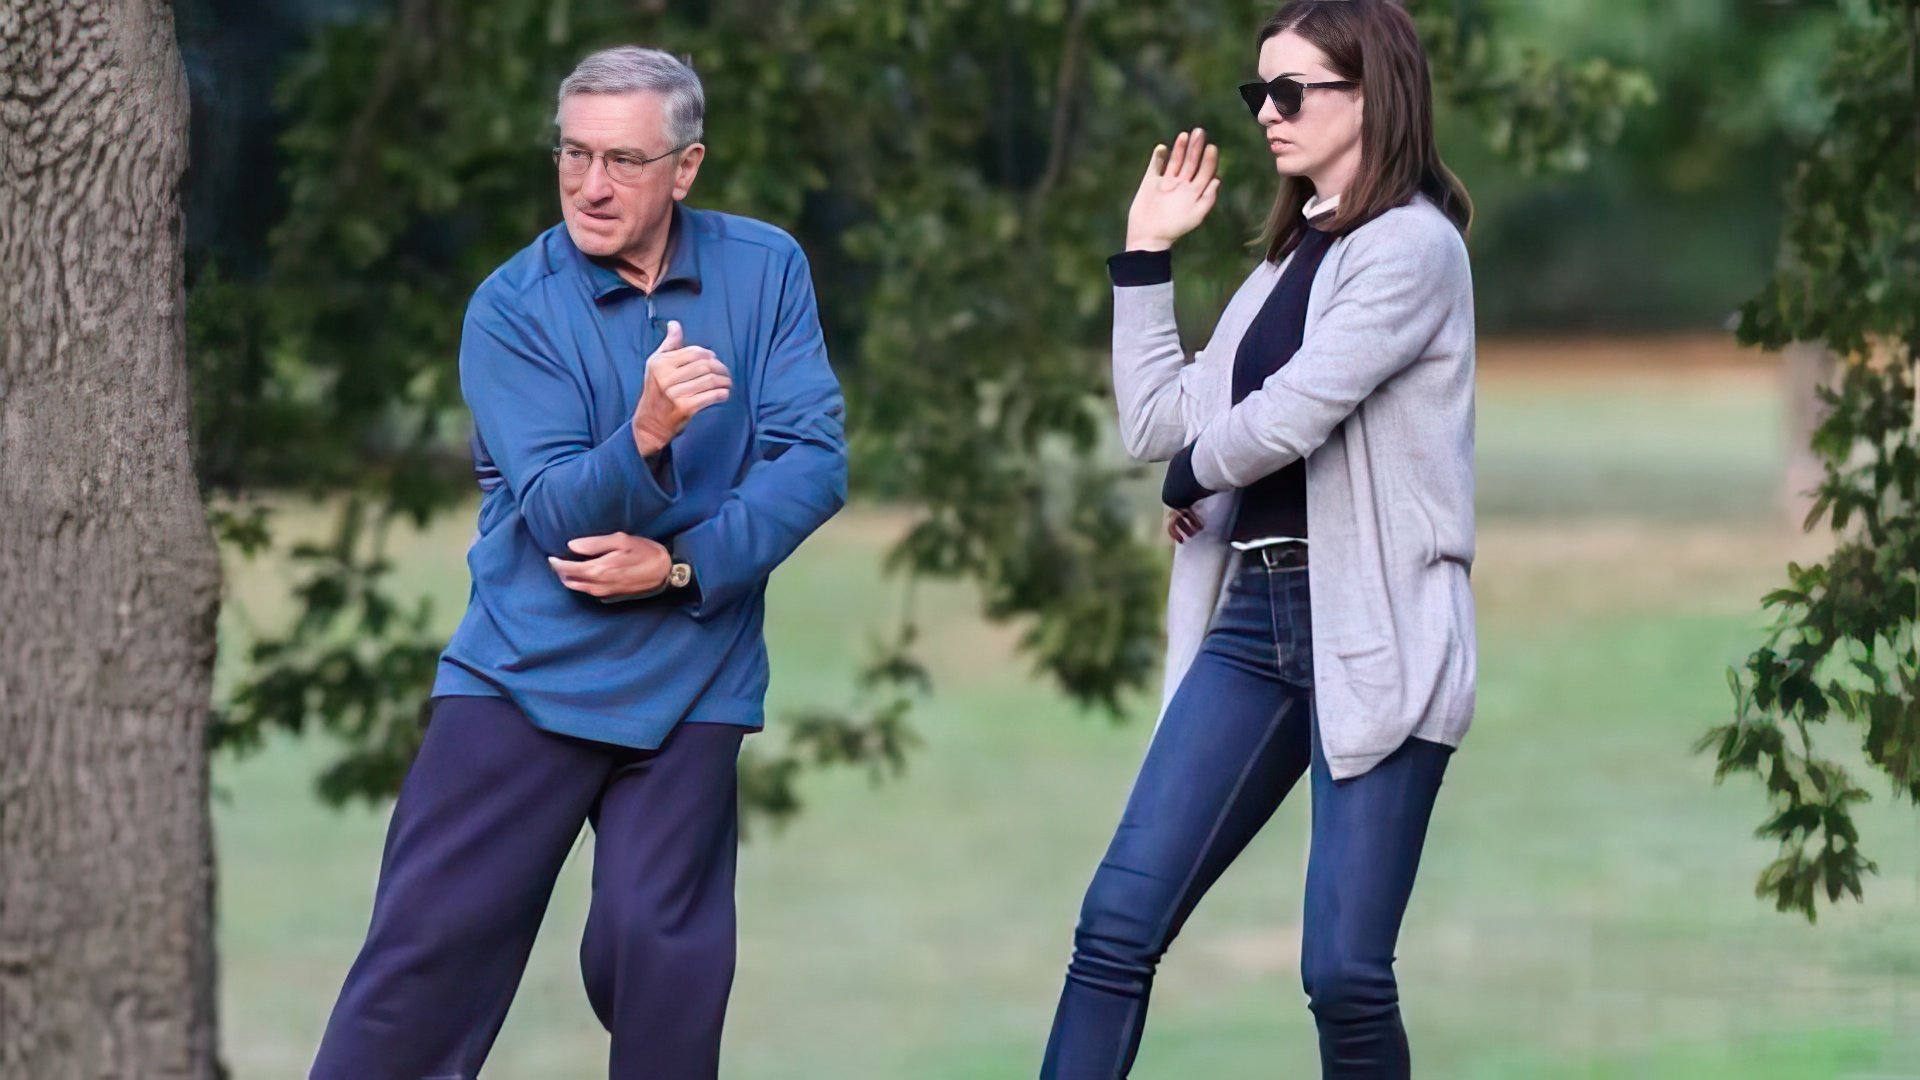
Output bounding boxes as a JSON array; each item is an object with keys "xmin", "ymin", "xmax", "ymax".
[{"xmin": 213, "ymin": 350, "xmax": 1920, "ymax": 1077}]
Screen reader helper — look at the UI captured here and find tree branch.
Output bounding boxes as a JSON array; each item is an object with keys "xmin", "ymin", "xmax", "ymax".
[{"xmin": 1030, "ymin": 0, "xmax": 1088, "ymax": 208}]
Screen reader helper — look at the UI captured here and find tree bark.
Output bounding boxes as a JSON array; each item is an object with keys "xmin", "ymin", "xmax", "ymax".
[
  {"xmin": 1780, "ymin": 340, "xmax": 1838, "ymax": 526},
  {"xmin": 0, "ymin": 3, "xmax": 222, "ymax": 1078}
]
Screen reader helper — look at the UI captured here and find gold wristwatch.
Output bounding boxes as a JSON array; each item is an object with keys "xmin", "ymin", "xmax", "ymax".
[{"xmin": 667, "ymin": 561, "xmax": 694, "ymax": 589}]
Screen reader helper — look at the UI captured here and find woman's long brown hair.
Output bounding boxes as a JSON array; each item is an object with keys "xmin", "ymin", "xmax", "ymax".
[{"xmin": 1256, "ymin": 0, "xmax": 1473, "ymax": 262}]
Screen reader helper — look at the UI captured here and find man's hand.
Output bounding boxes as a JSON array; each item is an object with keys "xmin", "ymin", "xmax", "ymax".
[
  {"xmin": 633, "ymin": 320, "xmax": 731, "ymax": 457},
  {"xmin": 1126, "ymin": 129, "xmax": 1220, "ymax": 252},
  {"xmin": 548, "ymin": 532, "xmax": 673, "ymax": 599}
]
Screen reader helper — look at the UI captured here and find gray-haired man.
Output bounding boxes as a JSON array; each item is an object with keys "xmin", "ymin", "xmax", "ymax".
[{"xmin": 309, "ymin": 43, "xmax": 846, "ymax": 1080}]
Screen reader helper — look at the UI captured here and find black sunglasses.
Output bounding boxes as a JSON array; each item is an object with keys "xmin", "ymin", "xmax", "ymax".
[{"xmin": 1238, "ymin": 75, "xmax": 1359, "ymax": 119}]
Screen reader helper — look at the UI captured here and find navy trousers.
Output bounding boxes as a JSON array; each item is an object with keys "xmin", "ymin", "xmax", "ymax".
[
  {"xmin": 1042, "ymin": 557, "xmax": 1452, "ymax": 1078},
  {"xmin": 310, "ymin": 695, "xmax": 743, "ymax": 1080}
]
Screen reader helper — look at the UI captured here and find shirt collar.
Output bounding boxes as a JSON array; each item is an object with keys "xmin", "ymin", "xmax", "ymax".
[
  {"xmin": 1303, "ymin": 192, "xmax": 1341, "ymax": 222},
  {"xmin": 578, "ymin": 201, "xmax": 704, "ymax": 302}
]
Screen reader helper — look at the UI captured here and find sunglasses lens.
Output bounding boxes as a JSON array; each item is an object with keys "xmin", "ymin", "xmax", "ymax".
[
  {"xmin": 1238, "ymin": 83, "xmax": 1266, "ymax": 119},
  {"xmin": 1271, "ymin": 78, "xmax": 1303, "ymax": 116},
  {"xmin": 1240, "ymin": 78, "xmax": 1303, "ymax": 119}
]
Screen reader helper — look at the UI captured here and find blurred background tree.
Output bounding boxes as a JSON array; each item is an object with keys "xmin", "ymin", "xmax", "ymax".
[
  {"xmin": 177, "ymin": 0, "xmax": 1697, "ymax": 827},
  {"xmin": 1701, "ymin": 0, "xmax": 1920, "ymax": 921}
]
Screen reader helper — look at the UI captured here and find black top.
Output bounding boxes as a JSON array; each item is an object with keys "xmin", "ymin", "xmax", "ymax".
[
  {"xmin": 1219, "ymin": 225, "xmax": 1335, "ymax": 541},
  {"xmin": 1114, "ymin": 226, "xmax": 1335, "ymax": 542}
]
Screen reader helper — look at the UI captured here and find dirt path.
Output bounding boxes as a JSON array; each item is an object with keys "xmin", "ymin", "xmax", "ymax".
[{"xmin": 1479, "ymin": 332, "xmax": 1776, "ymax": 387}]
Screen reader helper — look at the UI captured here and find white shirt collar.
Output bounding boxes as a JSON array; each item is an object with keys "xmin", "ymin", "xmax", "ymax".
[{"xmin": 1303, "ymin": 192, "xmax": 1341, "ymax": 220}]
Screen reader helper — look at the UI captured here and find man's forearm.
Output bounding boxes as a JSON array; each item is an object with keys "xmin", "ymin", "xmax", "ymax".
[
  {"xmin": 668, "ymin": 438, "xmax": 847, "ymax": 620},
  {"xmin": 514, "ymin": 418, "xmax": 684, "ymax": 556}
]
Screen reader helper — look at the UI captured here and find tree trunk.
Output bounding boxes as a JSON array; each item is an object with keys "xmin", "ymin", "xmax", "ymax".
[
  {"xmin": 0, "ymin": 3, "xmax": 223, "ymax": 1078},
  {"xmin": 1780, "ymin": 340, "xmax": 1838, "ymax": 526}
]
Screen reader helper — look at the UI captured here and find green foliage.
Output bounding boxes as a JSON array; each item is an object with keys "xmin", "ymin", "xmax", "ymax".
[
  {"xmin": 191, "ymin": 0, "xmax": 1647, "ymax": 824},
  {"xmin": 1703, "ymin": 0, "xmax": 1920, "ymax": 920},
  {"xmin": 1448, "ymin": 0, "xmax": 1834, "ymax": 331},
  {"xmin": 1417, "ymin": 5, "xmax": 1655, "ymax": 175}
]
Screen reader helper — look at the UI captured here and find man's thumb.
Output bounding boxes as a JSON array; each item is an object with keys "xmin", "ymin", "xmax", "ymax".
[{"xmin": 658, "ymin": 320, "xmax": 683, "ymax": 352}]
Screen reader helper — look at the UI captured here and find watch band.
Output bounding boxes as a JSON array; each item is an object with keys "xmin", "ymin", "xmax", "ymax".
[{"xmin": 593, "ymin": 561, "xmax": 694, "ymax": 604}]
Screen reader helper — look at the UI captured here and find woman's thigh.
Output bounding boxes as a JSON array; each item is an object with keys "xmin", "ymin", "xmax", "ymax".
[{"xmin": 1083, "ymin": 581, "xmax": 1313, "ymax": 945}]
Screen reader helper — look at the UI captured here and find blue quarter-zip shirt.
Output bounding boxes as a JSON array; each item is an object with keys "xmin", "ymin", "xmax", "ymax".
[{"xmin": 432, "ymin": 202, "xmax": 848, "ymax": 748}]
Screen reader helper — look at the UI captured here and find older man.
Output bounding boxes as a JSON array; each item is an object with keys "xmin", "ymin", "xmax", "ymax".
[{"xmin": 310, "ymin": 45, "xmax": 846, "ymax": 1080}]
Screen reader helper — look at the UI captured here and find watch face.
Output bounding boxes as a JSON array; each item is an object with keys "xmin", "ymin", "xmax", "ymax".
[{"xmin": 669, "ymin": 562, "xmax": 692, "ymax": 588}]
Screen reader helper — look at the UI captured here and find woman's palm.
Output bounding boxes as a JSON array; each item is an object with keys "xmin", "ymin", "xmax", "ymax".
[{"xmin": 1127, "ymin": 128, "xmax": 1221, "ymax": 250}]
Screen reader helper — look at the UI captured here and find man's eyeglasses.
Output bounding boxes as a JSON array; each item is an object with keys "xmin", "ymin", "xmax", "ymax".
[
  {"xmin": 552, "ymin": 143, "xmax": 688, "ymax": 184},
  {"xmin": 1237, "ymin": 76, "xmax": 1359, "ymax": 120}
]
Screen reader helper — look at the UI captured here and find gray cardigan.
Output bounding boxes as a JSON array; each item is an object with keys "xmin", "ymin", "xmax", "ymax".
[{"xmin": 1113, "ymin": 194, "xmax": 1477, "ymax": 780}]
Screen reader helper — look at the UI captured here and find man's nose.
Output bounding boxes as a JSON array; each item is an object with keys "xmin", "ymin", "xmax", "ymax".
[{"xmin": 579, "ymin": 157, "xmax": 615, "ymax": 201}]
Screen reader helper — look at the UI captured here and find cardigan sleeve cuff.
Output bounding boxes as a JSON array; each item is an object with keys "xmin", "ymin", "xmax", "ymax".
[
  {"xmin": 1161, "ymin": 442, "xmax": 1214, "ymax": 510},
  {"xmin": 1108, "ymin": 249, "xmax": 1173, "ymax": 287}
]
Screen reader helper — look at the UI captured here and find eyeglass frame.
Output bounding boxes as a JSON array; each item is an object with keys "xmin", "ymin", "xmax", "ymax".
[
  {"xmin": 551, "ymin": 141, "xmax": 692, "ymax": 184},
  {"xmin": 1237, "ymin": 75, "xmax": 1359, "ymax": 120}
]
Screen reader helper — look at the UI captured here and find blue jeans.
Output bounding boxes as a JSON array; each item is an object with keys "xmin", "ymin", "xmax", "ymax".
[{"xmin": 1042, "ymin": 556, "xmax": 1452, "ymax": 1078}]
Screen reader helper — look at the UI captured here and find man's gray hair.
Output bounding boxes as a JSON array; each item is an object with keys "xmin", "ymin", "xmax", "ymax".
[{"xmin": 555, "ymin": 46, "xmax": 705, "ymax": 147}]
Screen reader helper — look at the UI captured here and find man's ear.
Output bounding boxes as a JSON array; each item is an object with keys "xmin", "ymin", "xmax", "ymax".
[{"xmin": 673, "ymin": 143, "xmax": 706, "ymax": 201}]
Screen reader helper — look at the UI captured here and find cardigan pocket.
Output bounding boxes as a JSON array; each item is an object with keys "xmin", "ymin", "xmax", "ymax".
[
  {"xmin": 1317, "ymin": 636, "xmax": 1413, "ymax": 766},
  {"xmin": 1332, "ymin": 638, "xmax": 1398, "ymax": 694},
  {"xmin": 1325, "ymin": 637, "xmax": 1403, "ymax": 725}
]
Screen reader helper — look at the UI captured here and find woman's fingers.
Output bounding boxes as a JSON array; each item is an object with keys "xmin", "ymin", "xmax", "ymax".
[
  {"xmin": 1180, "ymin": 129, "xmax": 1205, "ymax": 181},
  {"xmin": 1131, "ymin": 129, "xmax": 1217, "ymax": 251},
  {"xmin": 1146, "ymin": 130, "xmax": 1214, "ymax": 194},
  {"xmin": 1196, "ymin": 142, "xmax": 1219, "ymax": 188},
  {"xmin": 1165, "ymin": 508, "xmax": 1203, "ymax": 543}
]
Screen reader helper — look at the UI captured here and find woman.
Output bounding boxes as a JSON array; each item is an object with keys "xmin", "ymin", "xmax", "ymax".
[{"xmin": 1041, "ymin": 2, "xmax": 1476, "ymax": 1077}]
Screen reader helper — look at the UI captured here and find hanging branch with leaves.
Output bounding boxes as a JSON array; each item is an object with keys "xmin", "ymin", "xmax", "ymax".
[{"xmin": 1701, "ymin": 0, "xmax": 1920, "ymax": 922}]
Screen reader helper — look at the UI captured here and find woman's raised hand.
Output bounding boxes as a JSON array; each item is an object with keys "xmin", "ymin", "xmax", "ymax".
[{"xmin": 1126, "ymin": 129, "xmax": 1221, "ymax": 253}]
